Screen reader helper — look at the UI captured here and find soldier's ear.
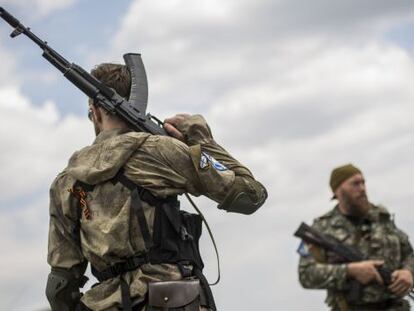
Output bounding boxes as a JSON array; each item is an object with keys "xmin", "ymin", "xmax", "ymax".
[
  {"xmin": 333, "ymin": 188, "xmax": 341, "ymax": 201},
  {"xmin": 91, "ymin": 105, "xmax": 103, "ymax": 123}
]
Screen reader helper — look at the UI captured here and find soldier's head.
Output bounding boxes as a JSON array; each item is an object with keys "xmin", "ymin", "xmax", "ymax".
[
  {"xmin": 88, "ymin": 63, "xmax": 131, "ymax": 135},
  {"xmin": 330, "ymin": 164, "xmax": 370, "ymax": 217}
]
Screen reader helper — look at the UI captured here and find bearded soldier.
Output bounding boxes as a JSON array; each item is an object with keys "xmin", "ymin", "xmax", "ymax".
[
  {"xmin": 46, "ymin": 63, "xmax": 267, "ymax": 311},
  {"xmin": 298, "ymin": 164, "xmax": 414, "ymax": 310}
]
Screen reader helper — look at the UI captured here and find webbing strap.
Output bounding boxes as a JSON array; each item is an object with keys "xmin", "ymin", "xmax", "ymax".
[
  {"xmin": 120, "ymin": 278, "xmax": 132, "ymax": 311},
  {"xmin": 111, "ymin": 169, "xmax": 154, "ymax": 250},
  {"xmin": 76, "ymin": 180, "xmax": 95, "ymax": 193},
  {"xmin": 131, "ymin": 187, "xmax": 153, "ymax": 250},
  {"xmin": 92, "ymin": 255, "xmax": 149, "ymax": 282},
  {"xmin": 111, "ymin": 169, "xmax": 174, "ymax": 207},
  {"xmin": 111, "ymin": 170, "xmax": 135, "ymax": 190},
  {"xmin": 102, "ymin": 170, "xmax": 153, "ymax": 309},
  {"xmin": 193, "ymin": 268, "xmax": 217, "ymax": 311}
]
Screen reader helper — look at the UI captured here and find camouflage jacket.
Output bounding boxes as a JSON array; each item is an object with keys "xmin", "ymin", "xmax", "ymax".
[
  {"xmin": 298, "ymin": 204, "xmax": 414, "ymax": 309},
  {"xmin": 48, "ymin": 115, "xmax": 267, "ymax": 310}
]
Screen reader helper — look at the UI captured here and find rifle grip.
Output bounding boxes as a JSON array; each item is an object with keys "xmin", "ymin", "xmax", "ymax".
[
  {"xmin": 377, "ymin": 267, "xmax": 392, "ymax": 285},
  {"xmin": 347, "ymin": 280, "xmax": 362, "ymax": 303}
]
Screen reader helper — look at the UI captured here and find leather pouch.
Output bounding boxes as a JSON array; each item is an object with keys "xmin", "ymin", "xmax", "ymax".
[{"xmin": 148, "ymin": 280, "xmax": 200, "ymax": 311}]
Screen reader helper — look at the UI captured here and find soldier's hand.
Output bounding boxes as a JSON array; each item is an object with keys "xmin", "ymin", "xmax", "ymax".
[
  {"xmin": 346, "ymin": 260, "xmax": 384, "ymax": 285},
  {"xmin": 388, "ymin": 269, "xmax": 413, "ymax": 297},
  {"xmin": 164, "ymin": 114, "xmax": 190, "ymax": 142}
]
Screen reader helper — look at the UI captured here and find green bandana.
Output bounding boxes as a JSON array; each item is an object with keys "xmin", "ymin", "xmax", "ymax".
[{"xmin": 330, "ymin": 164, "xmax": 362, "ymax": 197}]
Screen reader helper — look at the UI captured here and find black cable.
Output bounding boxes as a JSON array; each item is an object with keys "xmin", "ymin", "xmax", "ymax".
[{"xmin": 185, "ymin": 193, "xmax": 221, "ymax": 286}]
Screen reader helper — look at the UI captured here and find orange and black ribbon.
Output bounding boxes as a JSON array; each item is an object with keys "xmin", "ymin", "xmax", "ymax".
[{"xmin": 68, "ymin": 186, "xmax": 91, "ymax": 220}]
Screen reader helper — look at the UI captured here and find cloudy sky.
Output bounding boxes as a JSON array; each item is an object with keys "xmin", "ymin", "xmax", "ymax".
[{"xmin": 1, "ymin": 0, "xmax": 414, "ymax": 310}]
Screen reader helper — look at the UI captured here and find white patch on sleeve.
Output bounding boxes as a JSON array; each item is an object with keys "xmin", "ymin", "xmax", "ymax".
[
  {"xmin": 297, "ymin": 241, "xmax": 310, "ymax": 257},
  {"xmin": 200, "ymin": 153, "xmax": 209, "ymax": 169},
  {"xmin": 200, "ymin": 152, "xmax": 228, "ymax": 171}
]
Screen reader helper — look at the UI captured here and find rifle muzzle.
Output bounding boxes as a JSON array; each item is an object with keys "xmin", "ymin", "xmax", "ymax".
[{"xmin": 0, "ymin": 7, "xmax": 21, "ymax": 28}]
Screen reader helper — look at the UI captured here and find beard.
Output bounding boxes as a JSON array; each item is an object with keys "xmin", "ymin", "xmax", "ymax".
[{"xmin": 341, "ymin": 189, "xmax": 370, "ymax": 218}]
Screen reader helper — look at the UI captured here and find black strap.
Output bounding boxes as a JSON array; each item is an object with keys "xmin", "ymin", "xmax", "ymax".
[
  {"xmin": 75, "ymin": 180, "xmax": 95, "ymax": 192},
  {"xmin": 193, "ymin": 268, "xmax": 217, "ymax": 311},
  {"xmin": 91, "ymin": 254, "xmax": 148, "ymax": 311},
  {"xmin": 111, "ymin": 170, "xmax": 178, "ymax": 251},
  {"xmin": 131, "ymin": 187, "xmax": 153, "ymax": 250},
  {"xmin": 111, "ymin": 169, "xmax": 178, "ymax": 207},
  {"xmin": 112, "ymin": 170, "xmax": 160, "ymax": 249},
  {"xmin": 92, "ymin": 254, "xmax": 149, "ymax": 282},
  {"xmin": 111, "ymin": 169, "xmax": 136, "ymax": 190},
  {"xmin": 120, "ymin": 278, "xmax": 132, "ymax": 311},
  {"xmin": 76, "ymin": 302, "xmax": 92, "ymax": 311},
  {"xmin": 99, "ymin": 171, "xmax": 162, "ymax": 310},
  {"xmin": 348, "ymin": 299, "xmax": 404, "ymax": 309}
]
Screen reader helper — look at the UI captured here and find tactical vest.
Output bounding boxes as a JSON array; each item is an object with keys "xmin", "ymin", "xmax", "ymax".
[{"xmin": 73, "ymin": 169, "xmax": 216, "ymax": 311}]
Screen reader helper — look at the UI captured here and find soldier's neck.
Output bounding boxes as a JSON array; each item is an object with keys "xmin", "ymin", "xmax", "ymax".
[{"xmin": 100, "ymin": 118, "xmax": 129, "ymax": 132}]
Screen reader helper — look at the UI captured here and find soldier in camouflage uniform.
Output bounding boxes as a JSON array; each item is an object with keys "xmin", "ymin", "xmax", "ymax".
[
  {"xmin": 46, "ymin": 63, "xmax": 267, "ymax": 311},
  {"xmin": 298, "ymin": 164, "xmax": 414, "ymax": 310}
]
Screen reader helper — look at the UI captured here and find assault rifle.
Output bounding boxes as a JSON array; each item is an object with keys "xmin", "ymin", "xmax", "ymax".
[
  {"xmin": 294, "ymin": 222, "xmax": 414, "ymax": 300},
  {"xmin": 0, "ymin": 7, "xmax": 167, "ymax": 135}
]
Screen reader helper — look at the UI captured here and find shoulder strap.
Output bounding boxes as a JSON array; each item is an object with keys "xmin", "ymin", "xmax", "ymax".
[
  {"xmin": 110, "ymin": 169, "xmax": 179, "ymax": 251},
  {"xmin": 111, "ymin": 169, "xmax": 154, "ymax": 250}
]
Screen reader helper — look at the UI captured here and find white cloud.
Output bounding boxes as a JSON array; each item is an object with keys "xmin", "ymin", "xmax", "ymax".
[
  {"xmin": 110, "ymin": 0, "xmax": 414, "ymax": 59},
  {"xmin": 0, "ymin": 40, "xmax": 17, "ymax": 86},
  {"xmin": 106, "ymin": 0, "xmax": 414, "ymax": 118},
  {"xmin": 0, "ymin": 196, "xmax": 50, "ymax": 311},
  {"xmin": 210, "ymin": 41, "xmax": 414, "ymax": 144},
  {"xmin": 0, "ymin": 86, "xmax": 93, "ymax": 201},
  {"xmin": 1, "ymin": 0, "xmax": 77, "ymax": 17}
]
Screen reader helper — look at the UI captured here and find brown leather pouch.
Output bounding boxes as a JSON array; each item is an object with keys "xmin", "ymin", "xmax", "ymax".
[{"xmin": 148, "ymin": 280, "xmax": 200, "ymax": 311}]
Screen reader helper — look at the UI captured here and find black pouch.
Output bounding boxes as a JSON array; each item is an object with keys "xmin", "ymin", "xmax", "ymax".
[
  {"xmin": 148, "ymin": 280, "xmax": 200, "ymax": 311},
  {"xmin": 151, "ymin": 203, "xmax": 204, "ymax": 270}
]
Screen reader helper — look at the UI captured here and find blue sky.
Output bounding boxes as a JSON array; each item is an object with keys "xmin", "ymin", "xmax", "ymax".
[
  {"xmin": 1, "ymin": 1, "xmax": 414, "ymax": 310},
  {"xmin": 386, "ymin": 21, "xmax": 414, "ymax": 51},
  {"xmin": 1, "ymin": 1, "xmax": 130, "ymax": 116}
]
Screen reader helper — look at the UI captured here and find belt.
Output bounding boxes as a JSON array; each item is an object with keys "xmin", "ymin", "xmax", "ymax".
[
  {"xmin": 91, "ymin": 254, "xmax": 149, "ymax": 282},
  {"xmin": 348, "ymin": 299, "xmax": 404, "ymax": 310}
]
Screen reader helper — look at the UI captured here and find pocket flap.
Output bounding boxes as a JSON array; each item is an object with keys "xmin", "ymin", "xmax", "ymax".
[{"xmin": 148, "ymin": 280, "xmax": 200, "ymax": 308}]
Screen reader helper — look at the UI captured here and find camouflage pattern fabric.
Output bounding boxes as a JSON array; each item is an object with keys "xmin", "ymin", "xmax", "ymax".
[
  {"xmin": 48, "ymin": 115, "xmax": 267, "ymax": 310},
  {"xmin": 298, "ymin": 205, "xmax": 414, "ymax": 311}
]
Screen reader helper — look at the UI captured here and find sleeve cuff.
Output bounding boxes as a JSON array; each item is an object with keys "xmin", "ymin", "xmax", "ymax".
[
  {"xmin": 335, "ymin": 264, "xmax": 349, "ymax": 290},
  {"xmin": 177, "ymin": 115, "xmax": 215, "ymax": 146}
]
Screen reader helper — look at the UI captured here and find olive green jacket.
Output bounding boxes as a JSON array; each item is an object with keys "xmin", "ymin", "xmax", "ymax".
[{"xmin": 48, "ymin": 115, "xmax": 267, "ymax": 310}]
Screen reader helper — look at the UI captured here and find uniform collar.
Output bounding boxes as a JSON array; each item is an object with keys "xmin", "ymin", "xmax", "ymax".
[
  {"xmin": 93, "ymin": 128, "xmax": 132, "ymax": 144},
  {"xmin": 335, "ymin": 203, "xmax": 385, "ymax": 224}
]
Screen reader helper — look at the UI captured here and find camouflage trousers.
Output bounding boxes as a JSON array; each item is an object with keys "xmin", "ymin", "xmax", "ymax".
[
  {"xmin": 140, "ymin": 308, "xmax": 210, "ymax": 311},
  {"xmin": 79, "ymin": 303, "xmax": 211, "ymax": 310},
  {"xmin": 331, "ymin": 299, "xmax": 410, "ymax": 311}
]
